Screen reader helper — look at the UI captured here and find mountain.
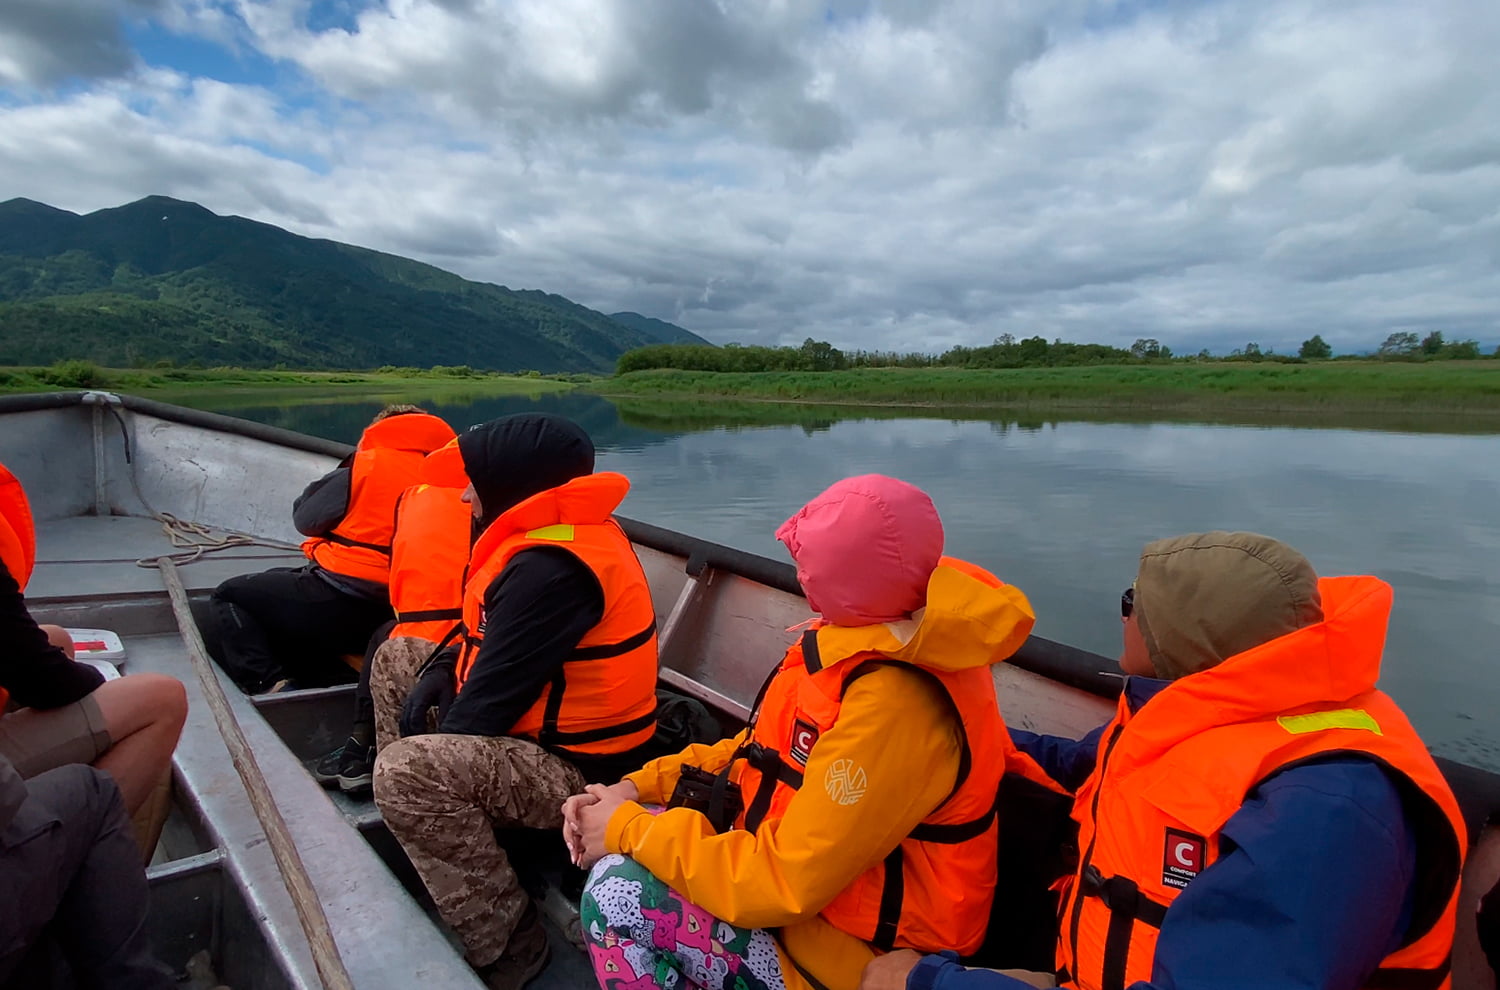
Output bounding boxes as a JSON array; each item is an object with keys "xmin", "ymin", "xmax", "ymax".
[
  {"xmin": 608, "ymin": 311, "xmax": 711, "ymax": 346},
  {"xmin": 0, "ymin": 196, "xmax": 709, "ymax": 372}
]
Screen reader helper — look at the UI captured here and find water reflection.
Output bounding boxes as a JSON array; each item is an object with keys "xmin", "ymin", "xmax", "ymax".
[{"xmin": 167, "ymin": 388, "xmax": 1500, "ymax": 770}]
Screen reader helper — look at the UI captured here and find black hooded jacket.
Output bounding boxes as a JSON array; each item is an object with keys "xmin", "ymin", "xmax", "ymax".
[{"xmin": 439, "ymin": 414, "xmax": 607, "ymax": 745}]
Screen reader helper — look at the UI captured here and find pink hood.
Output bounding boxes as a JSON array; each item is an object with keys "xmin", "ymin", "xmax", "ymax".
[{"xmin": 776, "ymin": 474, "xmax": 944, "ymax": 627}]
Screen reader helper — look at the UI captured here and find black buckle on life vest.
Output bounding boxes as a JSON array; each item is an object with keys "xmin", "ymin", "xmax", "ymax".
[
  {"xmin": 740, "ymin": 741, "xmax": 805, "ymax": 834},
  {"xmin": 1079, "ymin": 865, "xmax": 1167, "ymax": 928},
  {"xmin": 1079, "ymin": 864, "xmax": 1169, "ymax": 990}
]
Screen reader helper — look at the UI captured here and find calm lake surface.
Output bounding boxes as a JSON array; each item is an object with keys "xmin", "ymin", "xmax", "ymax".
[{"xmin": 165, "ymin": 388, "xmax": 1500, "ymax": 772}]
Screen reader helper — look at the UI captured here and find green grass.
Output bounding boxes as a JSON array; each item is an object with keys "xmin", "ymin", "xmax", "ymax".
[
  {"xmin": 594, "ymin": 362, "xmax": 1500, "ymax": 414},
  {"xmin": 0, "ymin": 362, "xmax": 590, "ymax": 398}
]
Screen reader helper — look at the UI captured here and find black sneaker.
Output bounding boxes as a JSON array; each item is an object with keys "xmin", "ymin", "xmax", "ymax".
[
  {"xmin": 311, "ymin": 745, "xmax": 347, "ymax": 789},
  {"xmin": 336, "ymin": 740, "xmax": 375, "ymax": 795}
]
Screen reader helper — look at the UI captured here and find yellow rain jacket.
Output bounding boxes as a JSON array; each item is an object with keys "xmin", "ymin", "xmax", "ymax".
[{"xmin": 605, "ymin": 559, "xmax": 1036, "ymax": 990}]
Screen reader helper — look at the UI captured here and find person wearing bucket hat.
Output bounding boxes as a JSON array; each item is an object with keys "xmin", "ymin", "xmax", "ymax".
[
  {"xmin": 869, "ymin": 531, "xmax": 1467, "ymax": 990},
  {"xmin": 563, "ymin": 474, "xmax": 1056, "ymax": 990}
]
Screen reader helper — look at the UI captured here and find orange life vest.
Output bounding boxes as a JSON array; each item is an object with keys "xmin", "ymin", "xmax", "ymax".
[
  {"xmin": 388, "ymin": 483, "xmax": 471, "ymax": 644},
  {"xmin": 453, "ymin": 472, "xmax": 658, "ymax": 756},
  {"xmin": 301, "ymin": 413, "xmax": 455, "ymax": 586},
  {"xmin": 728, "ymin": 557, "xmax": 1039, "ymax": 955},
  {"xmin": 0, "ymin": 463, "xmax": 34, "ymax": 593},
  {"xmin": 1057, "ymin": 576, "xmax": 1466, "ymax": 990},
  {"xmin": 0, "ymin": 462, "xmax": 37, "ymax": 711}
]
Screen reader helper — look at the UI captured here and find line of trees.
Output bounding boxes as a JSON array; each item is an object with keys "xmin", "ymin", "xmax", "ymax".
[{"xmin": 618, "ymin": 331, "xmax": 1498, "ymax": 375}]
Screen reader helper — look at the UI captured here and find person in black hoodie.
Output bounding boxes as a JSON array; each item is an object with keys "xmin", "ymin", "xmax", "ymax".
[{"xmin": 371, "ymin": 413, "xmax": 659, "ymax": 990}]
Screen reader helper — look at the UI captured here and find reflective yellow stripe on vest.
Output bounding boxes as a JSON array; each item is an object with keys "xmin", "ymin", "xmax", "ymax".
[{"xmin": 1276, "ymin": 708, "xmax": 1383, "ymax": 736}]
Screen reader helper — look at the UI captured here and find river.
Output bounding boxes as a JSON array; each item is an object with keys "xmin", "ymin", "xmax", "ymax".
[{"xmin": 162, "ymin": 387, "xmax": 1500, "ymax": 771}]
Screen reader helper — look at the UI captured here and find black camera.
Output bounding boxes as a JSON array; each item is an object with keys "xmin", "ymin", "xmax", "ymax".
[{"xmin": 666, "ymin": 765, "xmax": 744, "ymax": 833}]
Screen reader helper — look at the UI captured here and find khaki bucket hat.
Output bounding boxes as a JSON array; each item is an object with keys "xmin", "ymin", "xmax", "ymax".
[{"xmin": 1133, "ymin": 531, "xmax": 1324, "ymax": 680}]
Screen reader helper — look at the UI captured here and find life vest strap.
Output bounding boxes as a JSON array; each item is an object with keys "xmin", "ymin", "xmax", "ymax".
[
  {"xmin": 908, "ymin": 798, "xmax": 998, "ymax": 844},
  {"xmin": 873, "ymin": 845, "xmax": 904, "ymax": 951},
  {"xmin": 325, "ymin": 532, "xmax": 392, "ymax": 554},
  {"xmin": 569, "ymin": 620, "xmax": 656, "ymax": 662},
  {"xmin": 395, "ymin": 607, "xmax": 462, "ymax": 623},
  {"xmin": 1365, "ymin": 957, "xmax": 1452, "ymax": 990},
  {"xmin": 1079, "ymin": 865, "xmax": 1168, "ymax": 927},
  {"xmin": 542, "ymin": 707, "xmax": 658, "ymax": 746},
  {"xmin": 1078, "ymin": 865, "xmax": 1168, "ymax": 990},
  {"xmin": 738, "ymin": 741, "xmax": 805, "ymax": 834}
]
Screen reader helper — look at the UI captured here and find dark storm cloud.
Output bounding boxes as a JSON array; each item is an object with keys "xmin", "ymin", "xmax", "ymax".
[{"xmin": 0, "ymin": 0, "xmax": 162, "ymax": 85}]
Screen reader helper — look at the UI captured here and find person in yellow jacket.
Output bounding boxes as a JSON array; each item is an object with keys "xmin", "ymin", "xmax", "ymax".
[{"xmin": 564, "ymin": 474, "xmax": 1039, "ymax": 990}]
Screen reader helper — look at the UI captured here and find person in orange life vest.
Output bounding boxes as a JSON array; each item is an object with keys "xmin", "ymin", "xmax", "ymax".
[
  {"xmin": 0, "ymin": 461, "xmax": 187, "ymax": 861},
  {"xmin": 310, "ymin": 437, "xmax": 473, "ymax": 794},
  {"xmin": 565, "ymin": 474, "xmax": 1039, "ymax": 990},
  {"xmin": 200, "ymin": 404, "xmax": 455, "ymax": 695},
  {"xmin": 863, "ymin": 532, "xmax": 1466, "ymax": 990},
  {"xmin": 371, "ymin": 413, "xmax": 660, "ymax": 990}
]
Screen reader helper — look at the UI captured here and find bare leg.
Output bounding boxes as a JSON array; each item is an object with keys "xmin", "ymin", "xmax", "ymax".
[
  {"xmin": 89, "ymin": 675, "xmax": 187, "ymax": 817},
  {"xmin": 38, "ymin": 624, "xmax": 75, "ymax": 658}
]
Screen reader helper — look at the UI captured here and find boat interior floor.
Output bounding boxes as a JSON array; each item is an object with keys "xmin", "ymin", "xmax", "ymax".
[{"xmin": 27, "ymin": 513, "xmax": 594, "ymax": 990}]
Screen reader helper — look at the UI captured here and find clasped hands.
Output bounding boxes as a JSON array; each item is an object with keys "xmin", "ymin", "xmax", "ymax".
[{"xmin": 560, "ymin": 779, "xmax": 638, "ymax": 870}]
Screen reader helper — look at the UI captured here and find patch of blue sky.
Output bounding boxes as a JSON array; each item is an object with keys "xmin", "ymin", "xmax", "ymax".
[
  {"xmin": 124, "ymin": 21, "xmax": 280, "ymax": 88},
  {"xmin": 305, "ymin": 0, "xmax": 369, "ymax": 35}
]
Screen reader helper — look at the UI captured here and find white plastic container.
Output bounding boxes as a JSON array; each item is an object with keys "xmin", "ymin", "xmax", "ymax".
[
  {"xmin": 78, "ymin": 659, "xmax": 121, "ymax": 681},
  {"xmin": 64, "ymin": 628, "xmax": 128, "ymax": 664}
]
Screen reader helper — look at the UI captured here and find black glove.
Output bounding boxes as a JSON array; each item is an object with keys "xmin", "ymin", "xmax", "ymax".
[{"xmin": 399, "ymin": 651, "xmax": 457, "ymax": 738}]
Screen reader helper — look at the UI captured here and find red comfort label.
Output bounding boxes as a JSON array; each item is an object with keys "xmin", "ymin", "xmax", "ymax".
[
  {"xmin": 789, "ymin": 718, "xmax": 819, "ymax": 766},
  {"xmin": 1162, "ymin": 828, "xmax": 1206, "ymax": 890}
]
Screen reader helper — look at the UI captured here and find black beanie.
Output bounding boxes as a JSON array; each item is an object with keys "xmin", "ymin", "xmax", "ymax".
[{"xmin": 456, "ymin": 413, "xmax": 595, "ymax": 527}]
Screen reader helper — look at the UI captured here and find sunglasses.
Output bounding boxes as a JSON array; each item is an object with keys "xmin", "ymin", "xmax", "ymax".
[{"xmin": 1121, "ymin": 586, "xmax": 1135, "ymax": 619}]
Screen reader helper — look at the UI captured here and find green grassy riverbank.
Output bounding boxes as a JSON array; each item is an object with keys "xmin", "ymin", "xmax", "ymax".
[
  {"xmin": 0, "ymin": 362, "xmax": 586, "ymax": 399},
  {"xmin": 593, "ymin": 362, "xmax": 1500, "ymax": 415}
]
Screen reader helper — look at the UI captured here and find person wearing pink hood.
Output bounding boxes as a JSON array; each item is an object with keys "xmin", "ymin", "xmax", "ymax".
[{"xmin": 563, "ymin": 475, "xmax": 1048, "ymax": 990}]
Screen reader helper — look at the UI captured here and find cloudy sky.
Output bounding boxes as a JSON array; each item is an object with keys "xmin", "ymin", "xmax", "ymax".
[{"xmin": 1, "ymin": 0, "xmax": 1497, "ymax": 354}]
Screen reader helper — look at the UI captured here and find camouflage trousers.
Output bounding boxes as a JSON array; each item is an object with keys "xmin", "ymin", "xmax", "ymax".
[
  {"xmin": 368, "ymin": 636, "xmax": 439, "ymax": 753},
  {"xmin": 370, "ymin": 637, "xmax": 587, "ymax": 967}
]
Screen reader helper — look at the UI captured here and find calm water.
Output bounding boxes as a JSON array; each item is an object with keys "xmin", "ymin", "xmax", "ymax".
[{"xmin": 169, "ymin": 389, "xmax": 1500, "ymax": 771}]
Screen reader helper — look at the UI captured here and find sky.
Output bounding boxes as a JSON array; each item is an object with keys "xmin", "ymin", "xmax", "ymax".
[{"xmin": 1, "ymin": 0, "xmax": 1497, "ymax": 356}]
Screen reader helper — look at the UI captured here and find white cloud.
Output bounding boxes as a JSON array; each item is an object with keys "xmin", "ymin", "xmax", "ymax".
[{"xmin": 1, "ymin": 0, "xmax": 1498, "ymax": 355}]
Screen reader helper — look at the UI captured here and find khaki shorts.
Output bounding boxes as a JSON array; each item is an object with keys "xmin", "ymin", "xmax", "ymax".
[{"xmin": 0, "ymin": 694, "xmax": 112, "ymax": 779}]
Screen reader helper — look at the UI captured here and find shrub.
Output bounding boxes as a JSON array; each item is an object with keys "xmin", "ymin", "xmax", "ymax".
[{"xmin": 41, "ymin": 359, "xmax": 107, "ymax": 389}]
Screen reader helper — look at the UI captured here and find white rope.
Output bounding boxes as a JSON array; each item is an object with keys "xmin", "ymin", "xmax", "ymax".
[
  {"xmin": 95, "ymin": 401, "xmax": 304, "ymax": 569},
  {"xmin": 135, "ymin": 513, "xmax": 301, "ymax": 569}
]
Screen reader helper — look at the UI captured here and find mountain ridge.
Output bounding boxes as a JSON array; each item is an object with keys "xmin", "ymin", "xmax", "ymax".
[{"xmin": 0, "ymin": 196, "xmax": 710, "ymax": 371}]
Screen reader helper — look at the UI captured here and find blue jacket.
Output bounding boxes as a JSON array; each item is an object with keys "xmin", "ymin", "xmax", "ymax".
[{"xmin": 910, "ymin": 677, "xmax": 1419, "ymax": 990}]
